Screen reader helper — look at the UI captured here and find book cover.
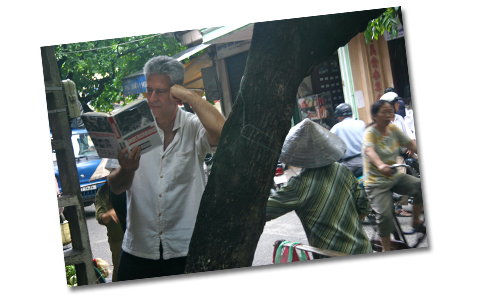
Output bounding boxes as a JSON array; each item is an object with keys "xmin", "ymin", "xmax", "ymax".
[{"xmin": 81, "ymin": 99, "xmax": 161, "ymax": 158}]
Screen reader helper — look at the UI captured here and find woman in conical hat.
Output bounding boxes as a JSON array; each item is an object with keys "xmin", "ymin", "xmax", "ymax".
[{"xmin": 266, "ymin": 119, "xmax": 372, "ymax": 257}]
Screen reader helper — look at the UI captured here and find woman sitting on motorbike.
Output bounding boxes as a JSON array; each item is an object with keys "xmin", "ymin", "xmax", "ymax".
[{"xmin": 362, "ymin": 99, "xmax": 423, "ymax": 251}]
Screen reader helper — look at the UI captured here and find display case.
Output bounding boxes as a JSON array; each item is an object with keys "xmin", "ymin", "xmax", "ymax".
[
  {"xmin": 315, "ymin": 53, "xmax": 345, "ymax": 109},
  {"xmin": 297, "ymin": 92, "xmax": 333, "ymax": 127}
]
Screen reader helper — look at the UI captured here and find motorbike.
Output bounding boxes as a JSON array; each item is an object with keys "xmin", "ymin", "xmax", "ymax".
[
  {"xmin": 394, "ymin": 149, "xmax": 420, "ymax": 204},
  {"xmin": 368, "ymin": 164, "xmax": 426, "ymax": 251},
  {"xmin": 355, "ymin": 150, "xmax": 419, "ymax": 187},
  {"xmin": 357, "ymin": 151, "xmax": 420, "ymax": 225}
]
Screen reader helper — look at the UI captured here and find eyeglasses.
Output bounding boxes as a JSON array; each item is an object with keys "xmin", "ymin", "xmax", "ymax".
[{"xmin": 146, "ymin": 88, "xmax": 169, "ymax": 97}]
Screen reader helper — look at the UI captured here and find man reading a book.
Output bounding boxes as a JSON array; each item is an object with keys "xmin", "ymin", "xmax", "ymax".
[{"xmin": 107, "ymin": 55, "xmax": 226, "ymax": 281}]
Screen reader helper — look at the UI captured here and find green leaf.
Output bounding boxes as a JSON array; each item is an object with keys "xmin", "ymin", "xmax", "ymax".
[{"xmin": 363, "ymin": 7, "xmax": 400, "ymax": 43}]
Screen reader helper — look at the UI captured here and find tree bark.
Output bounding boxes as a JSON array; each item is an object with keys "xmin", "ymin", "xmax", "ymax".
[{"xmin": 185, "ymin": 8, "xmax": 386, "ymax": 273}]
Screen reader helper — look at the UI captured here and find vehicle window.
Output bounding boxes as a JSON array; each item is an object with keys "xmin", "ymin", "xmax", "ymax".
[{"xmin": 73, "ymin": 133, "xmax": 99, "ymax": 158}]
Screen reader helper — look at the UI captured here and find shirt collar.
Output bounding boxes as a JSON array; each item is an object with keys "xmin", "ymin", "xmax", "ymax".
[{"xmin": 172, "ymin": 107, "xmax": 183, "ymax": 131}]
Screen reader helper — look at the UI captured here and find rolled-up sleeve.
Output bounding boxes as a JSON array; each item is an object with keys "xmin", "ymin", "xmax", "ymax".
[{"xmin": 189, "ymin": 116, "xmax": 216, "ymax": 161}]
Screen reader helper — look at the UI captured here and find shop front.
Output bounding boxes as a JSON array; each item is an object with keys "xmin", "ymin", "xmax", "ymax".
[
  {"xmin": 296, "ymin": 26, "xmax": 409, "ymax": 127},
  {"xmin": 120, "ymin": 22, "xmax": 410, "ymax": 128}
]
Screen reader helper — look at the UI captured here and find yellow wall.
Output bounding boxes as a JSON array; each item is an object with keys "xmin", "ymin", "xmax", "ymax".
[{"xmin": 347, "ymin": 33, "xmax": 393, "ymax": 124}]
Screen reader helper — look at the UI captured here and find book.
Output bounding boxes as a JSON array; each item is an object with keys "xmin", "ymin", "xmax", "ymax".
[{"xmin": 81, "ymin": 99, "xmax": 161, "ymax": 158}]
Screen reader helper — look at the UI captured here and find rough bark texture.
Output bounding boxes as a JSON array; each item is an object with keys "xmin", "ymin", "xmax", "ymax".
[{"xmin": 185, "ymin": 8, "xmax": 386, "ymax": 273}]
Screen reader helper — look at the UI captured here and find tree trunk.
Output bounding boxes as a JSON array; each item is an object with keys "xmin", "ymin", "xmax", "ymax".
[{"xmin": 185, "ymin": 8, "xmax": 386, "ymax": 273}]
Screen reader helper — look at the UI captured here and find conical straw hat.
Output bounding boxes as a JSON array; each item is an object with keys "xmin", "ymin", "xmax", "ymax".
[
  {"xmin": 280, "ymin": 119, "xmax": 346, "ymax": 168},
  {"xmin": 89, "ymin": 158, "xmax": 110, "ymax": 182},
  {"xmin": 89, "ymin": 158, "xmax": 121, "ymax": 182}
]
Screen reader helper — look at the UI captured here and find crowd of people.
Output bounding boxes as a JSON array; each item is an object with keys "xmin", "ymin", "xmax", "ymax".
[
  {"xmin": 330, "ymin": 89, "xmax": 422, "ymax": 247},
  {"xmin": 91, "ymin": 54, "xmax": 423, "ymax": 282},
  {"xmin": 266, "ymin": 90, "xmax": 422, "ymax": 254}
]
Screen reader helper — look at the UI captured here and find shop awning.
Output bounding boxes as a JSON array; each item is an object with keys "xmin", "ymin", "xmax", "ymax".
[
  {"xmin": 173, "ymin": 43, "xmax": 210, "ymax": 61},
  {"xmin": 201, "ymin": 24, "xmax": 253, "ymax": 44},
  {"xmin": 121, "ymin": 43, "xmax": 212, "ymax": 96}
]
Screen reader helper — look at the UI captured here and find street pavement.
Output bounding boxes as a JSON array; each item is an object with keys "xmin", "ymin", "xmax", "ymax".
[
  {"xmin": 76, "ymin": 165, "xmax": 427, "ymax": 283},
  {"xmin": 81, "ymin": 198, "xmax": 308, "ymax": 282}
]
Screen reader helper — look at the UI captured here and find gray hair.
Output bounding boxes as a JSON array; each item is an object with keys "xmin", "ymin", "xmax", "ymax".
[{"xmin": 143, "ymin": 56, "xmax": 185, "ymax": 86}]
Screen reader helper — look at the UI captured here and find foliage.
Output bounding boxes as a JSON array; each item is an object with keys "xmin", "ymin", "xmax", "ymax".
[
  {"xmin": 364, "ymin": 7, "xmax": 401, "ymax": 44},
  {"xmin": 55, "ymin": 34, "xmax": 187, "ymax": 112},
  {"xmin": 65, "ymin": 265, "xmax": 77, "ymax": 287}
]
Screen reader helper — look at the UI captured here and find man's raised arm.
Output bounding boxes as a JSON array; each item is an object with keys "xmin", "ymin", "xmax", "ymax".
[{"xmin": 169, "ymin": 85, "xmax": 226, "ymax": 146}]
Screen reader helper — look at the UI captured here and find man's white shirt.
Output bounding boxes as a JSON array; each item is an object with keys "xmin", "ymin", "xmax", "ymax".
[
  {"xmin": 404, "ymin": 108, "xmax": 416, "ymax": 138},
  {"xmin": 393, "ymin": 114, "xmax": 415, "ymax": 140},
  {"xmin": 330, "ymin": 117, "xmax": 365, "ymax": 159},
  {"xmin": 122, "ymin": 108, "xmax": 215, "ymax": 260}
]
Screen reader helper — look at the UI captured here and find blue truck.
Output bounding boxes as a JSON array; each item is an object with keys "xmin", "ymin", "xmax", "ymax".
[{"xmin": 53, "ymin": 128, "xmax": 106, "ymax": 207}]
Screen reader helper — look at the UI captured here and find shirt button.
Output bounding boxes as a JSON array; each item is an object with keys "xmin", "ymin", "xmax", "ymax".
[
  {"xmin": 160, "ymin": 175, "xmax": 163, "ymax": 178},
  {"xmin": 159, "ymin": 194, "xmax": 162, "ymax": 197}
]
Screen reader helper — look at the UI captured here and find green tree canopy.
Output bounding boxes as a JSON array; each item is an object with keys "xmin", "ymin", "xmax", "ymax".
[
  {"xmin": 55, "ymin": 34, "xmax": 186, "ymax": 112},
  {"xmin": 364, "ymin": 7, "xmax": 402, "ymax": 44}
]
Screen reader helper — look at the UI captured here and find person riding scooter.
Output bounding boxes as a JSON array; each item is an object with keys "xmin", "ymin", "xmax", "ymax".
[
  {"xmin": 330, "ymin": 103, "xmax": 365, "ymax": 176},
  {"xmin": 380, "ymin": 91, "xmax": 419, "ymax": 217}
]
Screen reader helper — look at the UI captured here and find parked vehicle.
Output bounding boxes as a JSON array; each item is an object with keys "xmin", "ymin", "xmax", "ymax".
[
  {"xmin": 52, "ymin": 128, "xmax": 106, "ymax": 207},
  {"xmin": 271, "ymin": 161, "xmax": 288, "ymax": 195}
]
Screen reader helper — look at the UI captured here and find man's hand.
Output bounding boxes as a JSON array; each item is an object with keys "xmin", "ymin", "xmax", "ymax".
[
  {"xmin": 107, "ymin": 209, "xmax": 119, "ymax": 223},
  {"xmin": 169, "ymin": 85, "xmax": 196, "ymax": 106},
  {"xmin": 168, "ymin": 84, "xmax": 225, "ymax": 146},
  {"xmin": 101, "ymin": 208, "xmax": 119, "ymax": 224},
  {"xmin": 118, "ymin": 146, "xmax": 141, "ymax": 173},
  {"xmin": 108, "ymin": 146, "xmax": 141, "ymax": 195}
]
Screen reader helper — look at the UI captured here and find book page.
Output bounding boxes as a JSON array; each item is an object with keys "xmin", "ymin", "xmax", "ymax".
[
  {"xmin": 81, "ymin": 114, "xmax": 123, "ymax": 158},
  {"xmin": 112, "ymin": 100, "xmax": 162, "ymax": 155}
]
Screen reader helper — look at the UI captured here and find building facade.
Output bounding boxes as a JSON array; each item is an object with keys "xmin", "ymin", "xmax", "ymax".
[
  {"xmin": 202, "ymin": 25, "xmax": 410, "ymax": 127},
  {"xmin": 121, "ymin": 22, "xmax": 411, "ymax": 128}
]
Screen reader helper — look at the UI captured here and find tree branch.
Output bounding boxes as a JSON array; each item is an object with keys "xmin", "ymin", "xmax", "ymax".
[{"xmin": 117, "ymin": 35, "xmax": 160, "ymax": 58}]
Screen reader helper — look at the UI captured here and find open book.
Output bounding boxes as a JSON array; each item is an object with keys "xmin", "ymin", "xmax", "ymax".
[{"xmin": 81, "ymin": 99, "xmax": 161, "ymax": 158}]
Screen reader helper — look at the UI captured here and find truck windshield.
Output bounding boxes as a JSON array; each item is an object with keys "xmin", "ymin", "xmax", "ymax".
[
  {"xmin": 72, "ymin": 133, "xmax": 98, "ymax": 158},
  {"xmin": 51, "ymin": 132, "xmax": 99, "ymax": 164}
]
